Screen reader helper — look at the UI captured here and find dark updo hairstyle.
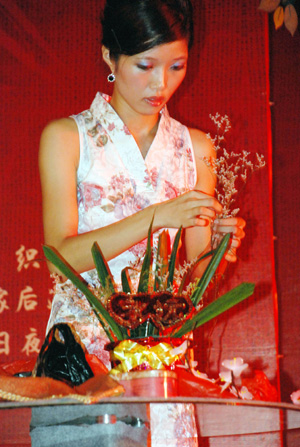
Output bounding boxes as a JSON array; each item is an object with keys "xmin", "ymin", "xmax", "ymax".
[{"xmin": 101, "ymin": 0, "xmax": 194, "ymax": 60}]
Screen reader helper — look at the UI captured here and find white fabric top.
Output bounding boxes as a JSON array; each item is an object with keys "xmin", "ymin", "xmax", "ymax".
[
  {"xmin": 74, "ymin": 92, "xmax": 196, "ymax": 283},
  {"xmin": 47, "ymin": 92, "xmax": 197, "ymax": 362}
]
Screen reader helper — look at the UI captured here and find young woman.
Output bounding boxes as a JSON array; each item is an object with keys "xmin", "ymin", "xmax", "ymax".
[
  {"xmin": 39, "ymin": 1, "xmax": 245, "ymax": 444},
  {"xmin": 40, "ymin": 0, "xmax": 245, "ymax": 360}
]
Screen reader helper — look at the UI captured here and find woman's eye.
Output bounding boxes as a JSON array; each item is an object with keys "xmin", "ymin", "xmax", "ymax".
[
  {"xmin": 171, "ymin": 64, "xmax": 185, "ymax": 71},
  {"xmin": 137, "ymin": 64, "xmax": 152, "ymax": 71}
]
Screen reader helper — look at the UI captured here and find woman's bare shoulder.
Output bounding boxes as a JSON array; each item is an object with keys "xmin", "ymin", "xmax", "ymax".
[
  {"xmin": 188, "ymin": 127, "xmax": 215, "ymax": 159},
  {"xmin": 188, "ymin": 127, "xmax": 216, "ymax": 191},
  {"xmin": 39, "ymin": 117, "xmax": 79, "ymax": 166},
  {"xmin": 41, "ymin": 117, "xmax": 78, "ymax": 143}
]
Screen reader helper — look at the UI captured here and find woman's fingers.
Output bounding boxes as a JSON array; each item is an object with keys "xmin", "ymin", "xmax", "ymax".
[
  {"xmin": 225, "ymin": 247, "xmax": 237, "ymax": 262},
  {"xmin": 215, "ymin": 216, "xmax": 246, "ymax": 227},
  {"xmin": 212, "ymin": 216, "xmax": 246, "ymax": 264},
  {"xmin": 197, "ymin": 205, "xmax": 218, "ymax": 219},
  {"xmin": 193, "ymin": 190, "xmax": 223, "ymax": 214},
  {"xmin": 193, "ymin": 217, "xmax": 212, "ymax": 227},
  {"xmin": 213, "ymin": 217, "xmax": 246, "ymax": 239},
  {"xmin": 230, "ymin": 237, "xmax": 241, "ymax": 248},
  {"xmin": 188, "ymin": 191, "xmax": 222, "ymax": 226},
  {"xmin": 158, "ymin": 190, "xmax": 223, "ymax": 229}
]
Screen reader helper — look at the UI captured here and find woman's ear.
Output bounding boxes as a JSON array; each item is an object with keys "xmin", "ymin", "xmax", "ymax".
[{"xmin": 102, "ymin": 46, "xmax": 115, "ymax": 73}]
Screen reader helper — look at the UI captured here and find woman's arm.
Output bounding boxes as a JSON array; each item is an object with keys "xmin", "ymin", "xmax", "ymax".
[
  {"xmin": 39, "ymin": 119, "xmax": 222, "ymax": 275},
  {"xmin": 185, "ymin": 128, "xmax": 246, "ymax": 277},
  {"xmin": 184, "ymin": 128, "xmax": 217, "ymax": 274}
]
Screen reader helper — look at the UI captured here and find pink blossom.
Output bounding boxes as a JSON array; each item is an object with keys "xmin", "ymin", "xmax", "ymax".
[
  {"xmin": 164, "ymin": 180, "xmax": 179, "ymax": 199},
  {"xmin": 239, "ymin": 386, "xmax": 253, "ymax": 400},
  {"xmin": 114, "ymin": 193, "xmax": 149, "ymax": 220},
  {"xmin": 148, "ymin": 167, "xmax": 159, "ymax": 188},
  {"xmin": 144, "ymin": 171, "xmax": 151, "ymax": 185},
  {"xmin": 173, "ymin": 138, "xmax": 185, "ymax": 158},
  {"xmin": 192, "ymin": 369, "xmax": 215, "ymax": 382},
  {"xmin": 219, "ymin": 370, "xmax": 232, "ymax": 392},
  {"xmin": 122, "ymin": 124, "xmax": 131, "ymax": 135},
  {"xmin": 78, "ymin": 183, "xmax": 105, "ymax": 211},
  {"xmin": 291, "ymin": 390, "xmax": 300, "ymax": 405},
  {"xmin": 186, "ymin": 147, "xmax": 193, "ymax": 162},
  {"xmin": 222, "ymin": 357, "xmax": 248, "ymax": 378},
  {"xmin": 110, "ymin": 173, "xmax": 130, "ymax": 191}
]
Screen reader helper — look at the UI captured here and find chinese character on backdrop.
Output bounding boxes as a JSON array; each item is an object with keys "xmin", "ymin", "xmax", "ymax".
[
  {"xmin": 16, "ymin": 286, "xmax": 38, "ymax": 312},
  {"xmin": 0, "ymin": 331, "xmax": 10, "ymax": 356},
  {"xmin": 0, "ymin": 288, "xmax": 9, "ymax": 314},
  {"xmin": 21, "ymin": 328, "xmax": 40, "ymax": 356},
  {"xmin": 15, "ymin": 245, "xmax": 40, "ymax": 272}
]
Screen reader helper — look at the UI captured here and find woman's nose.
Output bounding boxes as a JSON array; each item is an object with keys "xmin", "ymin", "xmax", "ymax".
[{"xmin": 150, "ymin": 69, "xmax": 167, "ymax": 90}]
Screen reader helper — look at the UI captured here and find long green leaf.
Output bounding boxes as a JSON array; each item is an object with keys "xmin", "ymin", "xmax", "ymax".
[
  {"xmin": 121, "ymin": 267, "xmax": 133, "ymax": 294},
  {"xmin": 173, "ymin": 282, "xmax": 255, "ymax": 337},
  {"xmin": 43, "ymin": 245, "xmax": 124, "ymax": 341},
  {"xmin": 191, "ymin": 233, "xmax": 230, "ymax": 306},
  {"xmin": 91, "ymin": 242, "xmax": 116, "ymax": 295},
  {"xmin": 154, "ymin": 230, "xmax": 169, "ymax": 292},
  {"xmin": 167, "ymin": 227, "xmax": 182, "ymax": 290},
  {"xmin": 137, "ymin": 218, "xmax": 153, "ymax": 293},
  {"xmin": 177, "ymin": 249, "xmax": 214, "ymax": 296}
]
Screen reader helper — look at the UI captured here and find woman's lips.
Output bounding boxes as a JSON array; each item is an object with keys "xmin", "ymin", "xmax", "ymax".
[{"xmin": 144, "ymin": 96, "xmax": 165, "ymax": 107}]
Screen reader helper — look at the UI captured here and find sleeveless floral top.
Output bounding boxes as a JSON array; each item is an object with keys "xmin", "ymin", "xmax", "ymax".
[
  {"xmin": 76, "ymin": 92, "xmax": 196, "ymax": 281},
  {"xmin": 47, "ymin": 92, "xmax": 196, "ymax": 361}
]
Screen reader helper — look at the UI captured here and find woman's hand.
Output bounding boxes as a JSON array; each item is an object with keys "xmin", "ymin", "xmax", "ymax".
[
  {"xmin": 213, "ymin": 216, "xmax": 246, "ymax": 262},
  {"xmin": 155, "ymin": 190, "xmax": 223, "ymax": 230}
]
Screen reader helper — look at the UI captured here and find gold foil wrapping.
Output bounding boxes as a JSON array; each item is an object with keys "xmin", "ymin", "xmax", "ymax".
[{"xmin": 109, "ymin": 339, "xmax": 187, "ymax": 374}]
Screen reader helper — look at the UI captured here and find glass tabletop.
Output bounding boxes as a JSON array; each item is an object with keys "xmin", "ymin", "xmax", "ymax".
[{"xmin": 1, "ymin": 397, "xmax": 300, "ymax": 432}]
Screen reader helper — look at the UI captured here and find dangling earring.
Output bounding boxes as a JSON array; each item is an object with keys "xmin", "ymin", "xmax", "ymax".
[{"xmin": 107, "ymin": 73, "xmax": 115, "ymax": 83}]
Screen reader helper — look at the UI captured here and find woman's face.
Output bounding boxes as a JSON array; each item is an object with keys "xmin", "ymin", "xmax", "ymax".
[{"xmin": 103, "ymin": 39, "xmax": 188, "ymax": 117}]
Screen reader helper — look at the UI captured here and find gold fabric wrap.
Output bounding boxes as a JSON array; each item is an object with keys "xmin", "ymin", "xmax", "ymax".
[{"xmin": 110, "ymin": 339, "xmax": 186, "ymax": 374}]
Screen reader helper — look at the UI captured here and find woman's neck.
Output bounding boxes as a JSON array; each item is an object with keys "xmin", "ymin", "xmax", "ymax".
[{"xmin": 109, "ymin": 95, "xmax": 160, "ymax": 158}]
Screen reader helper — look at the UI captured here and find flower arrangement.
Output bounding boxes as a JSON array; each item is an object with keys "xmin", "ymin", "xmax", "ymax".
[
  {"xmin": 204, "ymin": 113, "xmax": 265, "ymax": 254},
  {"xmin": 42, "ymin": 113, "xmax": 267, "ymax": 375},
  {"xmin": 205, "ymin": 113, "xmax": 266, "ymax": 220},
  {"xmin": 43, "ymin": 222, "xmax": 254, "ymax": 373}
]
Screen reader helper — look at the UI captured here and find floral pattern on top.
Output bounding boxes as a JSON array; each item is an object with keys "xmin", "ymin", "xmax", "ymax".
[
  {"xmin": 48, "ymin": 91, "xmax": 197, "ymax": 350},
  {"xmin": 47, "ymin": 92, "xmax": 198, "ymax": 447}
]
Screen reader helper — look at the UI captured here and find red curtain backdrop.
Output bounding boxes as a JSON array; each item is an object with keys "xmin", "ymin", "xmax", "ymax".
[
  {"xmin": 0, "ymin": 0, "xmax": 279, "ymax": 402},
  {"xmin": 270, "ymin": 18, "xmax": 300, "ymax": 406}
]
